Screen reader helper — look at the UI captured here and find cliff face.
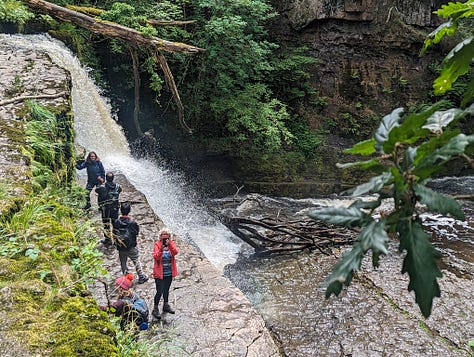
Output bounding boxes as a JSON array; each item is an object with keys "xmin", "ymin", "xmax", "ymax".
[
  {"xmin": 271, "ymin": 0, "xmax": 449, "ymax": 135},
  {"xmin": 282, "ymin": 0, "xmax": 444, "ymax": 30}
]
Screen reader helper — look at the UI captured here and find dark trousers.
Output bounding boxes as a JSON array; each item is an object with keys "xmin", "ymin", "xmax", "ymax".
[{"xmin": 154, "ymin": 276, "xmax": 173, "ymax": 307}]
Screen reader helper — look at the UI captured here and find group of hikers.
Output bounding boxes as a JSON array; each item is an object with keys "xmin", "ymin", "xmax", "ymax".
[{"xmin": 76, "ymin": 151, "xmax": 179, "ymax": 331}]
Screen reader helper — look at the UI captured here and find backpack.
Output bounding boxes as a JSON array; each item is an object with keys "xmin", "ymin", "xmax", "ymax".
[
  {"xmin": 131, "ymin": 297, "xmax": 149, "ymax": 321},
  {"xmin": 123, "ymin": 294, "xmax": 149, "ymax": 326},
  {"xmin": 117, "ymin": 222, "xmax": 133, "ymax": 248},
  {"xmin": 105, "ymin": 184, "xmax": 121, "ymax": 208}
]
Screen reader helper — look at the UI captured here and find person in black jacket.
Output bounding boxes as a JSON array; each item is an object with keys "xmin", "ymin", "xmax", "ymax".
[
  {"xmin": 113, "ymin": 202, "xmax": 149, "ymax": 284},
  {"xmin": 76, "ymin": 151, "xmax": 105, "ymax": 209},
  {"xmin": 96, "ymin": 172, "xmax": 122, "ymax": 246}
]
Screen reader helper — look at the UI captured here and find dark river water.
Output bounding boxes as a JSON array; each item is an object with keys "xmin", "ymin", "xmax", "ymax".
[{"xmin": 222, "ymin": 190, "xmax": 474, "ymax": 356}]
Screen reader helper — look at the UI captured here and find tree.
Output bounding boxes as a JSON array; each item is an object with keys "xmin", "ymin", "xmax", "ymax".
[
  {"xmin": 308, "ymin": 0, "xmax": 474, "ymax": 318},
  {"xmin": 22, "ymin": 0, "xmax": 204, "ymax": 134}
]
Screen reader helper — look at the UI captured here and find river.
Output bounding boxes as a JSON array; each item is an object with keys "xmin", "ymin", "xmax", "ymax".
[{"xmin": 4, "ymin": 33, "xmax": 473, "ymax": 356}]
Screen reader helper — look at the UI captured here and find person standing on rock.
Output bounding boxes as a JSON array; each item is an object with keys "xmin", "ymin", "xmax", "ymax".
[
  {"xmin": 113, "ymin": 202, "xmax": 149, "ymax": 284},
  {"xmin": 75, "ymin": 151, "xmax": 105, "ymax": 209},
  {"xmin": 96, "ymin": 172, "xmax": 122, "ymax": 246},
  {"xmin": 152, "ymin": 228, "xmax": 179, "ymax": 320}
]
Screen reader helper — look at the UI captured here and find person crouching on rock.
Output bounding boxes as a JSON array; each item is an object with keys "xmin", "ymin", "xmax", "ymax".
[
  {"xmin": 100, "ymin": 274, "xmax": 149, "ymax": 331},
  {"xmin": 152, "ymin": 228, "xmax": 179, "ymax": 320}
]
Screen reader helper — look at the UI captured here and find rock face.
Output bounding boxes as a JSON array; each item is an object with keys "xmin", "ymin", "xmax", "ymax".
[
  {"xmin": 271, "ymin": 0, "xmax": 449, "ymax": 129},
  {"xmin": 0, "ymin": 38, "xmax": 72, "ymax": 357},
  {"xmin": 0, "ymin": 41, "xmax": 71, "ymax": 213},
  {"xmin": 283, "ymin": 0, "xmax": 444, "ymax": 30},
  {"xmin": 0, "ymin": 37, "xmax": 280, "ymax": 356}
]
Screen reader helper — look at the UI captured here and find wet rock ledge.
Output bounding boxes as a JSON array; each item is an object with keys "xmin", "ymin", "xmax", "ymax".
[
  {"xmin": 94, "ymin": 175, "xmax": 280, "ymax": 356},
  {"xmin": 0, "ymin": 39, "xmax": 280, "ymax": 356}
]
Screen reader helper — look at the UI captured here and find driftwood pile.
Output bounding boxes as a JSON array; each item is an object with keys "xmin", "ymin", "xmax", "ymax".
[{"xmin": 211, "ymin": 194, "xmax": 357, "ymax": 255}]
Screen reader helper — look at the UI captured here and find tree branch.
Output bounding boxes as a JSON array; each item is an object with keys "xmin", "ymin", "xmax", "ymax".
[
  {"xmin": 24, "ymin": 0, "xmax": 205, "ymax": 54},
  {"xmin": 154, "ymin": 50, "xmax": 193, "ymax": 133}
]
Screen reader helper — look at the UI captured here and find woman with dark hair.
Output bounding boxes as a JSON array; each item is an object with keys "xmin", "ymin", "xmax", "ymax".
[{"xmin": 76, "ymin": 151, "xmax": 105, "ymax": 209}]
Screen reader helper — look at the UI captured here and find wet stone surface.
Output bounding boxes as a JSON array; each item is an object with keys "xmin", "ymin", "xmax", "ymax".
[
  {"xmin": 226, "ymin": 241, "xmax": 473, "ymax": 357},
  {"xmin": 87, "ymin": 175, "xmax": 280, "ymax": 357}
]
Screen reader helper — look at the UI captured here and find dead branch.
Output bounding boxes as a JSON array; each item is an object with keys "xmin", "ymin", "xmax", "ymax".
[
  {"xmin": 147, "ymin": 20, "xmax": 196, "ymax": 26},
  {"xmin": 452, "ymin": 194, "xmax": 474, "ymax": 200},
  {"xmin": 154, "ymin": 50, "xmax": 192, "ymax": 133},
  {"xmin": 220, "ymin": 213, "xmax": 356, "ymax": 255},
  {"xmin": 39, "ymin": 250, "xmax": 61, "ymax": 286},
  {"xmin": 129, "ymin": 46, "xmax": 143, "ymax": 136}
]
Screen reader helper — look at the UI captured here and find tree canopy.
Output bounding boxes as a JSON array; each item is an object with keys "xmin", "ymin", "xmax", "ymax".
[{"xmin": 4, "ymin": 0, "xmax": 318, "ymax": 156}]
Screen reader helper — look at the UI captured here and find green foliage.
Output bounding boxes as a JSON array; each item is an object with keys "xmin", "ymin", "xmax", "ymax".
[
  {"xmin": 0, "ymin": 0, "xmax": 34, "ymax": 29},
  {"xmin": 24, "ymin": 101, "xmax": 74, "ymax": 188},
  {"xmin": 267, "ymin": 46, "xmax": 318, "ymax": 102},
  {"xmin": 422, "ymin": 1, "xmax": 474, "ymax": 105},
  {"xmin": 99, "ymin": 2, "xmax": 156, "ymax": 36},
  {"xmin": 181, "ymin": 0, "xmax": 311, "ymax": 152},
  {"xmin": 211, "ymin": 83, "xmax": 293, "ymax": 152},
  {"xmin": 113, "ymin": 319, "xmax": 189, "ymax": 356},
  {"xmin": 1, "ymin": 102, "xmax": 116, "ymax": 354},
  {"xmin": 288, "ymin": 118, "xmax": 322, "ymax": 157},
  {"xmin": 309, "ymin": 102, "xmax": 473, "ymax": 317},
  {"xmin": 27, "ymin": 0, "xmax": 317, "ymax": 157}
]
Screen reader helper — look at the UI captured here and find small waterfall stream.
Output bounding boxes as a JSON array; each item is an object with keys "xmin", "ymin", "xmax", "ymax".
[{"xmin": 4, "ymin": 33, "xmax": 474, "ymax": 356}]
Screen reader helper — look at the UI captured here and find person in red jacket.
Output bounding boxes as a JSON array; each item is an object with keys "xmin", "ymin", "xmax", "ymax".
[{"xmin": 152, "ymin": 228, "xmax": 178, "ymax": 319}]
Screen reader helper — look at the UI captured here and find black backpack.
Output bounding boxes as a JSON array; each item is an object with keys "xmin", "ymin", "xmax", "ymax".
[
  {"xmin": 118, "ymin": 226, "xmax": 131, "ymax": 248},
  {"xmin": 115, "ymin": 218, "xmax": 135, "ymax": 249},
  {"xmin": 105, "ymin": 184, "xmax": 121, "ymax": 208}
]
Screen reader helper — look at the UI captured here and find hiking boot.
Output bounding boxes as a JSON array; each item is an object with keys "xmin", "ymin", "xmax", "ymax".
[
  {"xmin": 138, "ymin": 275, "xmax": 149, "ymax": 284},
  {"xmin": 163, "ymin": 303, "xmax": 175, "ymax": 314},
  {"xmin": 152, "ymin": 307, "xmax": 161, "ymax": 320}
]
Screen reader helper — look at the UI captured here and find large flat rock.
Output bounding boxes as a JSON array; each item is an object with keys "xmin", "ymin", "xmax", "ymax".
[{"xmin": 90, "ymin": 175, "xmax": 280, "ymax": 356}]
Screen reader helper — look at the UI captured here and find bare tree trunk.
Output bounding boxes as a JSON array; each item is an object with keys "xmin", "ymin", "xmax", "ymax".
[
  {"xmin": 154, "ymin": 51, "xmax": 192, "ymax": 134},
  {"xmin": 129, "ymin": 47, "xmax": 143, "ymax": 137}
]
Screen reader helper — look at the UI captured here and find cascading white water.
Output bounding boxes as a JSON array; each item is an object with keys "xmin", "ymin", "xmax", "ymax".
[{"xmin": 2, "ymin": 33, "xmax": 242, "ymax": 270}]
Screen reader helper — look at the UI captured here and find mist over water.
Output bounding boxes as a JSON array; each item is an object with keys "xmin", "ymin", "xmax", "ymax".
[{"xmin": 4, "ymin": 33, "xmax": 242, "ymax": 271}]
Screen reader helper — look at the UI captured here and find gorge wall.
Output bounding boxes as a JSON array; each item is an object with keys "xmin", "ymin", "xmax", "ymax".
[{"xmin": 271, "ymin": 0, "xmax": 448, "ymax": 128}]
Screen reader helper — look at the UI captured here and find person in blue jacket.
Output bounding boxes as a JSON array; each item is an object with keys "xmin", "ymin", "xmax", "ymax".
[{"xmin": 76, "ymin": 151, "xmax": 105, "ymax": 209}]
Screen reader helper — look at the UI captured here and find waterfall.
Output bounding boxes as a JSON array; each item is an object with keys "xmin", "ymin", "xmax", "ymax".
[{"xmin": 2, "ymin": 33, "xmax": 242, "ymax": 271}]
